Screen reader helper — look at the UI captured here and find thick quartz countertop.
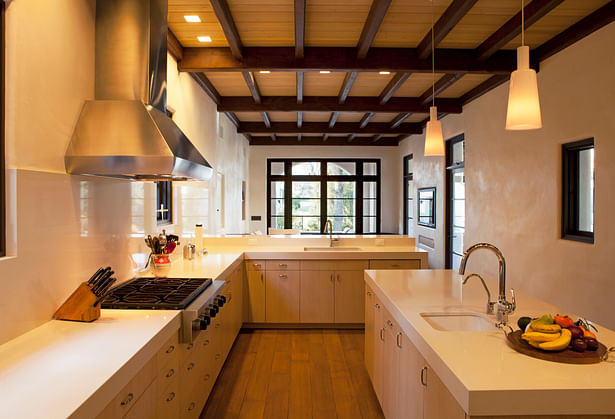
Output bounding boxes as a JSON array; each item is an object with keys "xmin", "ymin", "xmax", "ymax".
[{"xmin": 365, "ymin": 269, "xmax": 615, "ymax": 416}]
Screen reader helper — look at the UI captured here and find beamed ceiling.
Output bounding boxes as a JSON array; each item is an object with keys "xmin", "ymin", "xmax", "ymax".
[{"xmin": 168, "ymin": 0, "xmax": 615, "ymax": 146}]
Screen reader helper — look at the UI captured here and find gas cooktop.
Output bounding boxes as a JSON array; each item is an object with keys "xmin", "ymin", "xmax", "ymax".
[{"xmin": 100, "ymin": 277, "xmax": 212, "ymax": 310}]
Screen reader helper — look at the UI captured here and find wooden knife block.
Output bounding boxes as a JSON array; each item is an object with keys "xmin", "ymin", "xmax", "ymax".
[{"xmin": 54, "ymin": 282, "xmax": 100, "ymax": 322}]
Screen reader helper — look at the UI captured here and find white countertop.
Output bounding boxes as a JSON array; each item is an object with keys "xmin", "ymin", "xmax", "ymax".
[{"xmin": 365, "ymin": 269, "xmax": 615, "ymax": 416}]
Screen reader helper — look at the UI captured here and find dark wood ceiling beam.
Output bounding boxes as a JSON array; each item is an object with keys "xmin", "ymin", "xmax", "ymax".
[
  {"xmin": 209, "ymin": 0, "xmax": 243, "ymax": 59},
  {"xmin": 179, "ymin": 47, "xmax": 517, "ymax": 74},
  {"xmin": 357, "ymin": 0, "xmax": 392, "ymax": 58},
  {"xmin": 419, "ymin": 73, "xmax": 464, "ymax": 105},
  {"xmin": 238, "ymin": 122, "xmax": 422, "ymax": 135},
  {"xmin": 295, "ymin": 0, "xmax": 306, "ymax": 58},
  {"xmin": 417, "ymin": 0, "xmax": 480, "ymax": 59},
  {"xmin": 242, "ymin": 72, "xmax": 262, "ymax": 104},
  {"xmin": 459, "ymin": 74, "xmax": 509, "ymax": 105},
  {"xmin": 359, "ymin": 113, "xmax": 376, "ymax": 128},
  {"xmin": 250, "ymin": 136, "xmax": 399, "ymax": 146},
  {"xmin": 167, "ymin": 30, "xmax": 184, "ymax": 61},
  {"xmin": 476, "ymin": 0, "xmax": 564, "ymax": 60},
  {"xmin": 338, "ymin": 72, "xmax": 358, "ymax": 103},
  {"xmin": 390, "ymin": 112, "xmax": 411, "ymax": 128},
  {"xmin": 534, "ymin": 1, "xmax": 615, "ymax": 63},
  {"xmin": 379, "ymin": 72, "xmax": 411, "ymax": 104},
  {"xmin": 218, "ymin": 96, "xmax": 462, "ymax": 113},
  {"xmin": 296, "ymin": 71, "xmax": 304, "ymax": 104}
]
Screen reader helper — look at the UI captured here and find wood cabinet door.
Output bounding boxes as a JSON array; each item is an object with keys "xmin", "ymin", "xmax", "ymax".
[
  {"xmin": 300, "ymin": 270, "xmax": 335, "ymax": 322},
  {"xmin": 246, "ymin": 270, "xmax": 266, "ymax": 322},
  {"xmin": 372, "ymin": 295, "xmax": 385, "ymax": 406},
  {"xmin": 399, "ymin": 333, "xmax": 424, "ymax": 419},
  {"xmin": 382, "ymin": 312, "xmax": 400, "ymax": 419},
  {"xmin": 265, "ymin": 270, "xmax": 300, "ymax": 322},
  {"xmin": 423, "ymin": 361, "xmax": 465, "ymax": 419},
  {"xmin": 364, "ymin": 286, "xmax": 375, "ymax": 381},
  {"xmin": 334, "ymin": 270, "xmax": 365, "ymax": 323}
]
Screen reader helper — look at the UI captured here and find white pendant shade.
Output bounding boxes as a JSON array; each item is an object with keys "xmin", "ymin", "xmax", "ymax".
[
  {"xmin": 506, "ymin": 46, "xmax": 542, "ymax": 130},
  {"xmin": 424, "ymin": 106, "xmax": 445, "ymax": 156}
]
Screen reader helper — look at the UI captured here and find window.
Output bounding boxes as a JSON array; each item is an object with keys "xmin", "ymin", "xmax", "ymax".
[
  {"xmin": 403, "ymin": 154, "xmax": 414, "ymax": 236},
  {"xmin": 562, "ymin": 138, "xmax": 594, "ymax": 243},
  {"xmin": 267, "ymin": 159, "xmax": 380, "ymax": 234},
  {"xmin": 0, "ymin": 4, "xmax": 5, "ymax": 256},
  {"xmin": 156, "ymin": 181, "xmax": 173, "ymax": 225},
  {"xmin": 445, "ymin": 134, "xmax": 465, "ymax": 270},
  {"xmin": 418, "ymin": 187, "xmax": 436, "ymax": 228}
]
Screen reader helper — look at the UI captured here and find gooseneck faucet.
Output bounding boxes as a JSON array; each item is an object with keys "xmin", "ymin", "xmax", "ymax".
[
  {"xmin": 323, "ymin": 220, "xmax": 339, "ymax": 247},
  {"xmin": 458, "ymin": 243, "xmax": 516, "ymax": 323}
]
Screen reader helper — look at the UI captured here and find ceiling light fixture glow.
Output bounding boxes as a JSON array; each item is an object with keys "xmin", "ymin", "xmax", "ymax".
[
  {"xmin": 379, "ymin": 71, "xmax": 391, "ymax": 75},
  {"xmin": 319, "ymin": 71, "xmax": 331, "ymax": 74},
  {"xmin": 184, "ymin": 15, "xmax": 201, "ymax": 23},
  {"xmin": 505, "ymin": 0, "xmax": 542, "ymax": 130},
  {"xmin": 197, "ymin": 35, "xmax": 212, "ymax": 43},
  {"xmin": 424, "ymin": 0, "xmax": 445, "ymax": 157},
  {"xmin": 259, "ymin": 71, "xmax": 271, "ymax": 74}
]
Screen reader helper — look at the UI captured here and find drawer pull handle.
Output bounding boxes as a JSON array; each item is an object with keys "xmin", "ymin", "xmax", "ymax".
[
  {"xmin": 279, "ymin": 263, "xmax": 288, "ymax": 268},
  {"xmin": 215, "ymin": 322, "xmax": 221, "ymax": 328},
  {"xmin": 386, "ymin": 320, "xmax": 393, "ymax": 327},
  {"xmin": 421, "ymin": 366, "xmax": 428, "ymax": 386},
  {"xmin": 188, "ymin": 402, "xmax": 196, "ymax": 411},
  {"xmin": 166, "ymin": 392, "xmax": 175, "ymax": 402},
  {"xmin": 166, "ymin": 345, "xmax": 175, "ymax": 354},
  {"xmin": 337, "ymin": 274, "xmax": 340, "ymax": 282},
  {"xmin": 391, "ymin": 264, "xmax": 400, "ymax": 268},
  {"xmin": 120, "ymin": 393, "xmax": 134, "ymax": 406},
  {"xmin": 204, "ymin": 374, "xmax": 211, "ymax": 381},
  {"xmin": 186, "ymin": 343, "xmax": 194, "ymax": 350},
  {"xmin": 396, "ymin": 332, "xmax": 402, "ymax": 349},
  {"xmin": 261, "ymin": 273, "xmax": 264, "ymax": 281},
  {"xmin": 187, "ymin": 362, "xmax": 195, "ymax": 371},
  {"xmin": 379, "ymin": 328, "xmax": 384, "ymax": 341},
  {"xmin": 330, "ymin": 274, "xmax": 334, "ymax": 282},
  {"xmin": 204, "ymin": 339, "xmax": 210, "ymax": 346},
  {"xmin": 374, "ymin": 303, "xmax": 380, "ymax": 309},
  {"xmin": 254, "ymin": 263, "xmax": 262, "ymax": 268},
  {"xmin": 166, "ymin": 368, "xmax": 175, "ymax": 378},
  {"xmin": 279, "ymin": 274, "xmax": 288, "ymax": 279},
  {"xmin": 367, "ymin": 291, "xmax": 372, "ymax": 296}
]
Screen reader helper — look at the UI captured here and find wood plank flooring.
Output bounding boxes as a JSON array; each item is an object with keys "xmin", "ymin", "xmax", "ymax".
[{"xmin": 200, "ymin": 329, "xmax": 384, "ymax": 419}]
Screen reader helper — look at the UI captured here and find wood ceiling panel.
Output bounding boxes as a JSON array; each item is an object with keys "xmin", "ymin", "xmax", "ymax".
[
  {"xmin": 337, "ymin": 113, "xmax": 365, "ymax": 123},
  {"xmin": 372, "ymin": 0, "xmax": 451, "ymax": 48},
  {"xmin": 168, "ymin": 1, "xmax": 229, "ymax": 47},
  {"xmin": 502, "ymin": 0, "xmax": 611, "ymax": 49},
  {"xmin": 407, "ymin": 113, "xmax": 429, "ymax": 122},
  {"xmin": 234, "ymin": 112, "xmax": 263, "ymax": 121},
  {"xmin": 304, "ymin": 72, "xmax": 347, "ymax": 96},
  {"xmin": 303, "ymin": 112, "xmax": 332, "ymax": 122},
  {"xmin": 371, "ymin": 113, "xmax": 398, "ymax": 123},
  {"xmin": 438, "ymin": 73, "xmax": 492, "ymax": 98},
  {"xmin": 227, "ymin": 0, "xmax": 295, "ymax": 46},
  {"xmin": 349, "ymin": 72, "xmax": 396, "ymax": 97},
  {"xmin": 305, "ymin": 0, "xmax": 373, "ymax": 46},
  {"xmin": 393, "ymin": 73, "xmax": 445, "ymax": 97},
  {"xmin": 254, "ymin": 72, "xmax": 296, "ymax": 96},
  {"xmin": 203, "ymin": 72, "xmax": 251, "ymax": 95},
  {"xmin": 267, "ymin": 112, "xmax": 298, "ymax": 122}
]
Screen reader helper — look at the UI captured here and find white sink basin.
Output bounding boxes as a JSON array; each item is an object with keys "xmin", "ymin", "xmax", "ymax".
[
  {"xmin": 303, "ymin": 247, "xmax": 363, "ymax": 251},
  {"xmin": 420, "ymin": 312, "xmax": 498, "ymax": 332}
]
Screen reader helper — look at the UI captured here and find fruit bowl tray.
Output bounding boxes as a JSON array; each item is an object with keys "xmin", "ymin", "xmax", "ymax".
[{"xmin": 506, "ymin": 330, "xmax": 607, "ymax": 364}]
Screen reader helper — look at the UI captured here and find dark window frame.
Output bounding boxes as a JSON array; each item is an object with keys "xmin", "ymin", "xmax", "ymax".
[
  {"xmin": 417, "ymin": 187, "xmax": 436, "ymax": 229},
  {"xmin": 445, "ymin": 134, "xmax": 465, "ymax": 269},
  {"xmin": 562, "ymin": 138, "xmax": 594, "ymax": 244},
  {"xmin": 156, "ymin": 181, "xmax": 173, "ymax": 225},
  {"xmin": 267, "ymin": 158, "xmax": 381, "ymax": 234},
  {"xmin": 0, "ymin": 4, "xmax": 5, "ymax": 257},
  {"xmin": 402, "ymin": 154, "xmax": 413, "ymax": 235}
]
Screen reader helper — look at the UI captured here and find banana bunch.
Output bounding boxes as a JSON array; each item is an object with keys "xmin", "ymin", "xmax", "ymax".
[{"xmin": 522, "ymin": 319, "xmax": 571, "ymax": 351}]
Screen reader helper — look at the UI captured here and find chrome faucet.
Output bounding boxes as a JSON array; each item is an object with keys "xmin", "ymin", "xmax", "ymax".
[
  {"xmin": 324, "ymin": 220, "xmax": 339, "ymax": 247},
  {"xmin": 458, "ymin": 243, "xmax": 516, "ymax": 324},
  {"xmin": 462, "ymin": 273, "xmax": 495, "ymax": 315}
]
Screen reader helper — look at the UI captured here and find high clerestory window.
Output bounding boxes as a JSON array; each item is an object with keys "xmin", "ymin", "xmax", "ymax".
[{"xmin": 267, "ymin": 159, "xmax": 381, "ymax": 234}]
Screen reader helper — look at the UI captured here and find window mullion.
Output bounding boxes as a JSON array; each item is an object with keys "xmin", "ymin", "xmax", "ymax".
[
  {"xmin": 320, "ymin": 161, "xmax": 327, "ymax": 233},
  {"xmin": 284, "ymin": 161, "xmax": 292, "ymax": 229}
]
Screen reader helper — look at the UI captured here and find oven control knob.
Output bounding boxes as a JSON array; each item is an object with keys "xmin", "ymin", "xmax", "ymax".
[
  {"xmin": 207, "ymin": 304, "xmax": 219, "ymax": 316},
  {"xmin": 215, "ymin": 296, "xmax": 226, "ymax": 307},
  {"xmin": 199, "ymin": 314, "xmax": 211, "ymax": 330}
]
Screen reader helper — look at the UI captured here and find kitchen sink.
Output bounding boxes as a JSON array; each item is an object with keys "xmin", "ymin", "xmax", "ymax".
[
  {"xmin": 420, "ymin": 312, "xmax": 499, "ymax": 332},
  {"xmin": 303, "ymin": 247, "xmax": 363, "ymax": 251}
]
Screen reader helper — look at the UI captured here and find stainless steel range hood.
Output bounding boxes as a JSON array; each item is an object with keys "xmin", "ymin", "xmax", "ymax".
[{"xmin": 65, "ymin": 0, "xmax": 212, "ymax": 181}]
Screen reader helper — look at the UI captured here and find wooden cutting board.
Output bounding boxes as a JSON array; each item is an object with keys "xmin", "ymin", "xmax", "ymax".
[{"xmin": 506, "ymin": 330, "xmax": 607, "ymax": 364}]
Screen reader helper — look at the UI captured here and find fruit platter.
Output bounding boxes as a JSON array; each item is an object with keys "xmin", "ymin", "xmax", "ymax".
[{"xmin": 506, "ymin": 314, "xmax": 608, "ymax": 364}]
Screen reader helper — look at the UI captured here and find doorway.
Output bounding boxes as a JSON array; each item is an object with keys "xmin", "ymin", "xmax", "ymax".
[{"xmin": 445, "ymin": 134, "xmax": 465, "ymax": 270}]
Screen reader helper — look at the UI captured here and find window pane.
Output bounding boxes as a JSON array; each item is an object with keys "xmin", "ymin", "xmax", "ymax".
[
  {"xmin": 270, "ymin": 162, "xmax": 285, "ymax": 175},
  {"xmin": 406, "ymin": 219, "xmax": 413, "ymax": 237},
  {"xmin": 363, "ymin": 162, "xmax": 377, "ymax": 176},
  {"xmin": 407, "ymin": 200, "xmax": 413, "ymax": 218},
  {"xmin": 327, "ymin": 162, "xmax": 355, "ymax": 175},
  {"xmin": 292, "ymin": 181, "xmax": 320, "ymax": 198},
  {"xmin": 292, "ymin": 161, "xmax": 321, "ymax": 175},
  {"xmin": 327, "ymin": 199, "xmax": 355, "ymax": 216},
  {"xmin": 270, "ymin": 199, "xmax": 284, "ymax": 216},
  {"xmin": 292, "ymin": 199, "xmax": 320, "ymax": 216},
  {"xmin": 453, "ymin": 172, "xmax": 465, "ymax": 199},
  {"xmin": 363, "ymin": 199, "xmax": 377, "ymax": 216},
  {"xmin": 364, "ymin": 182, "xmax": 377, "ymax": 199},
  {"xmin": 407, "ymin": 181, "xmax": 413, "ymax": 199},
  {"xmin": 452, "ymin": 226, "xmax": 464, "ymax": 255},
  {"xmin": 327, "ymin": 181, "xmax": 355, "ymax": 198},
  {"xmin": 453, "ymin": 200, "xmax": 465, "ymax": 228},
  {"xmin": 292, "ymin": 216, "xmax": 320, "ymax": 232},
  {"xmin": 363, "ymin": 216, "xmax": 377, "ymax": 233},
  {"xmin": 578, "ymin": 148, "xmax": 594, "ymax": 233},
  {"xmin": 329, "ymin": 217, "xmax": 355, "ymax": 233},
  {"xmin": 406, "ymin": 158, "xmax": 413, "ymax": 174},
  {"xmin": 271, "ymin": 216, "xmax": 285, "ymax": 229},
  {"xmin": 452, "ymin": 141, "xmax": 464, "ymax": 165},
  {"xmin": 271, "ymin": 181, "xmax": 284, "ymax": 198}
]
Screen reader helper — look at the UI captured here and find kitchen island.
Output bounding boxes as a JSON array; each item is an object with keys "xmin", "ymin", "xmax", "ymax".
[{"xmin": 365, "ymin": 269, "xmax": 615, "ymax": 418}]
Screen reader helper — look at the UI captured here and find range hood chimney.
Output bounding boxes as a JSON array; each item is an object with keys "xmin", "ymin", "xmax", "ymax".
[{"xmin": 65, "ymin": 0, "xmax": 213, "ymax": 181}]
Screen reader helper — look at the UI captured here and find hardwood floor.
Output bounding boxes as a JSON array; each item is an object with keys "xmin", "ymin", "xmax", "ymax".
[{"xmin": 200, "ymin": 329, "xmax": 384, "ymax": 419}]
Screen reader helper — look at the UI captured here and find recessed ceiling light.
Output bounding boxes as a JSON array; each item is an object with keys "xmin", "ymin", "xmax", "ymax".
[
  {"xmin": 319, "ymin": 71, "xmax": 331, "ymax": 74},
  {"xmin": 379, "ymin": 71, "xmax": 391, "ymax": 75},
  {"xmin": 259, "ymin": 71, "xmax": 271, "ymax": 74},
  {"xmin": 184, "ymin": 15, "xmax": 201, "ymax": 23},
  {"xmin": 197, "ymin": 36, "xmax": 212, "ymax": 43}
]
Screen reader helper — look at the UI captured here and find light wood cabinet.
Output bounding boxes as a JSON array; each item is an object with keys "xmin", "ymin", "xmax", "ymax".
[
  {"xmin": 422, "ymin": 362, "xmax": 465, "ymax": 419},
  {"xmin": 265, "ymin": 270, "xmax": 300, "ymax": 322},
  {"xmin": 334, "ymin": 270, "xmax": 365, "ymax": 323},
  {"xmin": 399, "ymin": 333, "xmax": 424, "ymax": 419},
  {"xmin": 246, "ymin": 270, "xmax": 266, "ymax": 322},
  {"xmin": 368, "ymin": 259, "xmax": 422, "ymax": 270},
  {"xmin": 364, "ymin": 285, "xmax": 375, "ymax": 382},
  {"xmin": 383, "ymin": 309, "xmax": 401, "ymax": 419},
  {"xmin": 300, "ymin": 270, "xmax": 335, "ymax": 322}
]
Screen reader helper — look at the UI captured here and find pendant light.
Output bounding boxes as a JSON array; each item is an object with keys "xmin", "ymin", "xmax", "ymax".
[
  {"xmin": 424, "ymin": 0, "xmax": 445, "ymax": 156},
  {"xmin": 505, "ymin": 0, "xmax": 542, "ymax": 130}
]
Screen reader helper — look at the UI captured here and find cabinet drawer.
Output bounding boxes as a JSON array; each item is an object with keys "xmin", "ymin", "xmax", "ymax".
[
  {"xmin": 301, "ymin": 260, "xmax": 368, "ymax": 271},
  {"xmin": 157, "ymin": 355, "xmax": 180, "ymax": 396},
  {"xmin": 156, "ymin": 384, "xmax": 180, "ymax": 419},
  {"xmin": 369, "ymin": 259, "xmax": 421, "ymax": 270},
  {"xmin": 156, "ymin": 332, "xmax": 179, "ymax": 371},
  {"xmin": 245, "ymin": 260, "xmax": 266, "ymax": 271},
  {"xmin": 124, "ymin": 380, "xmax": 157, "ymax": 419},
  {"xmin": 266, "ymin": 260, "xmax": 300, "ymax": 271}
]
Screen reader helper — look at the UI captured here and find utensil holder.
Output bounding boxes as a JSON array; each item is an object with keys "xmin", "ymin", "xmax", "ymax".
[
  {"xmin": 151, "ymin": 253, "xmax": 172, "ymax": 277},
  {"xmin": 54, "ymin": 282, "xmax": 100, "ymax": 322}
]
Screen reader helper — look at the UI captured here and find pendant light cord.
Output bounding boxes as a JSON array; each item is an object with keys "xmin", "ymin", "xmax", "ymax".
[
  {"xmin": 431, "ymin": 0, "xmax": 435, "ymax": 108},
  {"xmin": 521, "ymin": 0, "xmax": 525, "ymax": 46}
]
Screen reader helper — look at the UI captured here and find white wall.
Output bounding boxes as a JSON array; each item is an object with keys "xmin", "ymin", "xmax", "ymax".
[
  {"xmin": 401, "ymin": 22, "xmax": 615, "ymax": 329},
  {"xmin": 0, "ymin": 0, "xmax": 249, "ymax": 344},
  {"xmin": 248, "ymin": 146, "xmax": 400, "ymax": 233}
]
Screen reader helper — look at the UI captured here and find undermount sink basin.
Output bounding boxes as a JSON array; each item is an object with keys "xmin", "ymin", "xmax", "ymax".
[
  {"xmin": 420, "ymin": 312, "xmax": 498, "ymax": 332},
  {"xmin": 303, "ymin": 247, "xmax": 363, "ymax": 251}
]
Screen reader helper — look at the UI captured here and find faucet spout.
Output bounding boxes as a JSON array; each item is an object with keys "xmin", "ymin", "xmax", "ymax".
[{"xmin": 324, "ymin": 220, "xmax": 334, "ymax": 247}]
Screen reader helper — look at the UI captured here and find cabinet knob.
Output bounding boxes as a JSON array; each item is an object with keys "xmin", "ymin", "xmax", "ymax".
[
  {"xmin": 279, "ymin": 263, "xmax": 288, "ymax": 268},
  {"xmin": 254, "ymin": 263, "xmax": 261, "ymax": 268},
  {"xmin": 165, "ymin": 345, "xmax": 175, "ymax": 354},
  {"xmin": 166, "ymin": 368, "xmax": 175, "ymax": 378},
  {"xmin": 367, "ymin": 291, "xmax": 372, "ymax": 296},
  {"xmin": 279, "ymin": 274, "xmax": 288, "ymax": 279},
  {"xmin": 120, "ymin": 393, "xmax": 134, "ymax": 406},
  {"xmin": 187, "ymin": 362, "xmax": 195, "ymax": 371},
  {"xmin": 188, "ymin": 402, "xmax": 196, "ymax": 411},
  {"xmin": 386, "ymin": 320, "xmax": 393, "ymax": 327},
  {"xmin": 166, "ymin": 392, "xmax": 175, "ymax": 402}
]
